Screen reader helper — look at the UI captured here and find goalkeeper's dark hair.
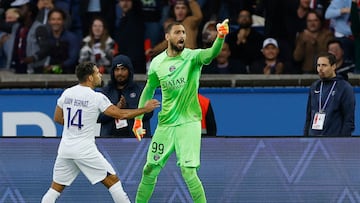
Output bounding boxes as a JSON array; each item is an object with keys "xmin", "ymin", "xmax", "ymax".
[
  {"xmin": 76, "ymin": 62, "xmax": 96, "ymax": 83},
  {"xmin": 165, "ymin": 22, "xmax": 183, "ymax": 33}
]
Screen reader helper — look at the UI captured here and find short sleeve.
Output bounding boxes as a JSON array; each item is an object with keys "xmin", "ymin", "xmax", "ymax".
[
  {"xmin": 57, "ymin": 89, "xmax": 67, "ymax": 108},
  {"xmin": 96, "ymin": 92, "xmax": 113, "ymax": 112}
]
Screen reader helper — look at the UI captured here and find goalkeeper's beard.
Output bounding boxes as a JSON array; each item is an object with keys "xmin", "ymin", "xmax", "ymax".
[{"xmin": 170, "ymin": 41, "xmax": 184, "ymax": 53}]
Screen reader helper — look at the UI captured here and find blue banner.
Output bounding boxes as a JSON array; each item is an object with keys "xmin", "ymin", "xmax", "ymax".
[{"xmin": 1, "ymin": 88, "xmax": 360, "ymax": 136}]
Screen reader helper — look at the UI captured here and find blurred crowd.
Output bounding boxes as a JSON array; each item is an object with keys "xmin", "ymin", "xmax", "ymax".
[{"xmin": 0, "ymin": 0, "xmax": 359, "ymax": 76}]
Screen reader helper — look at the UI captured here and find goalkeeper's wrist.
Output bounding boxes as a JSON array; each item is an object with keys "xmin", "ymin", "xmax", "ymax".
[
  {"xmin": 217, "ymin": 34, "xmax": 226, "ymax": 39},
  {"xmin": 134, "ymin": 117, "xmax": 142, "ymax": 121},
  {"xmin": 217, "ymin": 34, "xmax": 227, "ymax": 39}
]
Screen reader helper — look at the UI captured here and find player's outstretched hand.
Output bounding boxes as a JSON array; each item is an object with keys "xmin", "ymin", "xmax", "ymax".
[
  {"xmin": 144, "ymin": 99, "xmax": 160, "ymax": 113},
  {"xmin": 216, "ymin": 19, "xmax": 229, "ymax": 39},
  {"xmin": 133, "ymin": 119, "xmax": 145, "ymax": 141}
]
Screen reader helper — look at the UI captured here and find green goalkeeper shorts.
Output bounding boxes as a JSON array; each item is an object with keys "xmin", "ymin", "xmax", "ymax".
[{"xmin": 146, "ymin": 121, "xmax": 202, "ymax": 168}]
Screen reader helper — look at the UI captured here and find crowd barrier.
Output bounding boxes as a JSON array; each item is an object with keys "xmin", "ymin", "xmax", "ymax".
[
  {"xmin": 0, "ymin": 73, "xmax": 340, "ymax": 88},
  {"xmin": 1, "ymin": 137, "xmax": 359, "ymax": 203},
  {"xmin": 2, "ymin": 70, "xmax": 360, "ymax": 87}
]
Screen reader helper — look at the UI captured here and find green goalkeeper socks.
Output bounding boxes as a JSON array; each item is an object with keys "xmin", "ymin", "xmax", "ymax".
[
  {"xmin": 136, "ymin": 175, "xmax": 157, "ymax": 203},
  {"xmin": 135, "ymin": 163, "xmax": 161, "ymax": 203},
  {"xmin": 136, "ymin": 165, "xmax": 206, "ymax": 203},
  {"xmin": 181, "ymin": 167, "xmax": 207, "ymax": 203}
]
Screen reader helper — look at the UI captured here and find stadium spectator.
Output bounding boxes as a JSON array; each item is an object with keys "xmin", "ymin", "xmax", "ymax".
[
  {"xmin": 4, "ymin": 0, "xmax": 49, "ymax": 73},
  {"xmin": 289, "ymin": 0, "xmax": 313, "ymax": 60},
  {"xmin": 5, "ymin": 7, "xmax": 20, "ymax": 23},
  {"xmin": 327, "ymin": 39, "xmax": 355, "ymax": 81},
  {"xmin": 53, "ymin": 0, "xmax": 82, "ymax": 40},
  {"xmin": 250, "ymin": 38, "xmax": 287, "ymax": 74},
  {"xmin": 78, "ymin": 17, "xmax": 116, "ymax": 74},
  {"xmin": 97, "ymin": 54, "xmax": 154, "ymax": 137},
  {"xmin": 0, "ymin": 7, "xmax": 20, "ymax": 39},
  {"xmin": 225, "ymin": 9, "xmax": 264, "ymax": 70},
  {"xmin": 0, "ymin": 7, "xmax": 20, "ymax": 68},
  {"xmin": 114, "ymin": 0, "xmax": 146, "ymax": 73},
  {"xmin": 293, "ymin": 10, "xmax": 334, "ymax": 74},
  {"xmin": 0, "ymin": 6, "xmax": 21, "ymax": 35},
  {"xmin": 42, "ymin": 8, "xmax": 80, "ymax": 74}
]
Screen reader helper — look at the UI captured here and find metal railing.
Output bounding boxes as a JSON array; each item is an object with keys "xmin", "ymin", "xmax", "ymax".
[{"xmin": 2, "ymin": 71, "xmax": 360, "ymax": 88}]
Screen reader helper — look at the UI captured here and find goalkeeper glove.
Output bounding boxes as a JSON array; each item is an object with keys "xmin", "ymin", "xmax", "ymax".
[
  {"xmin": 216, "ymin": 19, "xmax": 229, "ymax": 39},
  {"xmin": 133, "ymin": 119, "xmax": 145, "ymax": 141}
]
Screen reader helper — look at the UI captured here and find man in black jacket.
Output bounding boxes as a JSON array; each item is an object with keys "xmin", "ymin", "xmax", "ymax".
[
  {"xmin": 304, "ymin": 52, "xmax": 355, "ymax": 136},
  {"xmin": 97, "ymin": 54, "xmax": 154, "ymax": 137}
]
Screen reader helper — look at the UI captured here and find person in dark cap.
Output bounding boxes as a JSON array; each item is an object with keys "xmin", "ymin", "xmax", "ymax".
[{"xmin": 97, "ymin": 54, "xmax": 154, "ymax": 137}]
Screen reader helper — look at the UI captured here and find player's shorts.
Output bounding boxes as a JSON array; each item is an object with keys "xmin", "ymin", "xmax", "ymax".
[
  {"xmin": 53, "ymin": 151, "xmax": 116, "ymax": 186},
  {"xmin": 146, "ymin": 121, "xmax": 201, "ymax": 168}
]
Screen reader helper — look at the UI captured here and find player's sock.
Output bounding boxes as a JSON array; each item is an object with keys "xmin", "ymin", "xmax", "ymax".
[
  {"xmin": 108, "ymin": 181, "xmax": 130, "ymax": 203},
  {"xmin": 181, "ymin": 167, "xmax": 207, "ymax": 203},
  {"xmin": 135, "ymin": 163, "xmax": 161, "ymax": 203},
  {"xmin": 136, "ymin": 174, "xmax": 157, "ymax": 202},
  {"xmin": 41, "ymin": 188, "xmax": 60, "ymax": 203}
]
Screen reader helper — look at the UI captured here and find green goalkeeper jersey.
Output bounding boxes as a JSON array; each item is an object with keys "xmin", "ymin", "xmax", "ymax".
[{"xmin": 137, "ymin": 37, "xmax": 224, "ymax": 126}]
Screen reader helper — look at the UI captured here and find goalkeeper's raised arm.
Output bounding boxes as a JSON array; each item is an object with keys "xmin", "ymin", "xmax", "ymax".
[{"xmin": 199, "ymin": 19, "xmax": 229, "ymax": 65}]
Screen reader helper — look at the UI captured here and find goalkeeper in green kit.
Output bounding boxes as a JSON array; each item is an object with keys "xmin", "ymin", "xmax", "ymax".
[{"xmin": 132, "ymin": 19, "xmax": 229, "ymax": 203}]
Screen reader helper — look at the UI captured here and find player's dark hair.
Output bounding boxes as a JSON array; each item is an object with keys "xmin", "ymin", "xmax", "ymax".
[
  {"xmin": 76, "ymin": 62, "xmax": 95, "ymax": 82},
  {"xmin": 165, "ymin": 22, "xmax": 183, "ymax": 33},
  {"xmin": 316, "ymin": 52, "xmax": 337, "ymax": 66}
]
